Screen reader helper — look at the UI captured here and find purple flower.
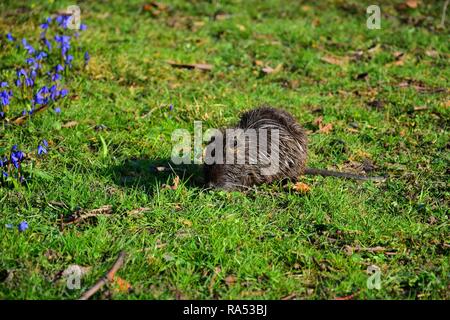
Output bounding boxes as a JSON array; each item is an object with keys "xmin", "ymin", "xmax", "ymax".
[
  {"xmin": 26, "ymin": 57, "xmax": 35, "ymax": 65},
  {"xmin": 55, "ymin": 35, "xmax": 71, "ymax": 55},
  {"xmin": 10, "ymin": 147, "xmax": 24, "ymax": 169},
  {"xmin": 0, "ymin": 90, "xmax": 11, "ymax": 106},
  {"xmin": 6, "ymin": 33, "xmax": 14, "ymax": 42},
  {"xmin": 65, "ymin": 54, "xmax": 74, "ymax": 67},
  {"xmin": 169, "ymin": 104, "xmax": 174, "ymax": 111},
  {"xmin": 1, "ymin": 82, "xmax": 7, "ymax": 88},
  {"xmin": 15, "ymin": 79, "xmax": 21, "ymax": 87},
  {"xmin": 49, "ymin": 85, "xmax": 59, "ymax": 100},
  {"xmin": 17, "ymin": 68, "xmax": 27, "ymax": 78},
  {"xmin": 52, "ymin": 73, "xmax": 62, "ymax": 82},
  {"xmin": 54, "ymin": 35, "xmax": 70, "ymax": 44},
  {"xmin": 60, "ymin": 88, "xmax": 68, "ymax": 97},
  {"xmin": 43, "ymin": 38, "xmax": 52, "ymax": 51},
  {"xmin": 40, "ymin": 17, "xmax": 52, "ymax": 30},
  {"xmin": 18, "ymin": 221, "xmax": 28, "ymax": 232},
  {"xmin": 55, "ymin": 64, "xmax": 64, "ymax": 73},
  {"xmin": 80, "ymin": 24, "xmax": 87, "ymax": 31},
  {"xmin": 54, "ymin": 107, "xmax": 61, "ymax": 113},
  {"xmin": 34, "ymin": 86, "xmax": 50, "ymax": 105},
  {"xmin": 25, "ymin": 77, "xmax": 34, "ymax": 87},
  {"xmin": 56, "ymin": 15, "xmax": 71, "ymax": 29},
  {"xmin": 55, "ymin": 15, "xmax": 64, "ymax": 25},
  {"xmin": 84, "ymin": 51, "xmax": 90, "ymax": 65},
  {"xmin": 37, "ymin": 144, "xmax": 47, "ymax": 155},
  {"xmin": 22, "ymin": 38, "xmax": 35, "ymax": 55},
  {"xmin": 36, "ymin": 51, "xmax": 47, "ymax": 60},
  {"xmin": 30, "ymin": 69, "xmax": 37, "ymax": 80}
]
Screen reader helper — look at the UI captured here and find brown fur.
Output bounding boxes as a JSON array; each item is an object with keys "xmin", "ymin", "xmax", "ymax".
[{"xmin": 204, "ymin": 107, "xmax": 308, "ymax": 190}]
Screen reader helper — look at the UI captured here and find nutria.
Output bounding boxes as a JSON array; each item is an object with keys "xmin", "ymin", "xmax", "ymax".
[{"xmin": 204, "ymin": 106, "xmax": 385, "ymax": 190}]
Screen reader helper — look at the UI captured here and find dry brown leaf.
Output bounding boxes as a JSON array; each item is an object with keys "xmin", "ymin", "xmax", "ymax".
[
  {"xmin": 319, "ymin": 123, "xmax": 333, "ymax": 134},
  {"xmin": 387, "ymin": 52, "xmax": 407, "ymax": 67},
  {"xmin": 11, "ymin": 104, "xmax": 48, "ymax": 125},
  {"xmin": 262, "ymin": 63, "xmax": 282, "ymax": 74},
  {"xmin": 293, "ymin": 182, "xmax": 311, "ymax": 193},
  {"xmin": 180, "ymin": 219, "xmax": 192, "ymax": 227},
  {"xmin": 393, "ymin": 59, "xmax": 405, "ymax": 66},
  {"xmin": 237, "ymin": 24, "xmax": 246, "ymax": 31},
  {"xmin": 240, "ymin": 290, "xmax": 265, "ymax": 297},
  {"xmin": 127, "ymin": 207, "xmax": 150, "ymax": 215},
  {"xmin": 215, "ymin": 13, "xmax": 231, "ymax": 21},
  {"xmin": 142, "ymin": 4, "xmax": 153, "ymax": 11},
  {"xmin": 405, "ymin": 0, "xmax": 419, "ymax": 8},
  {"xmin": 172, "ymin": 176, "xmax": 180, "ymax": 190},
  {"xmin": 62, "ymin": 120, "xmax": 79, "ymax": 128},
  {"xmin": 301, "ymin": 5, "xmax": 311, "ymax": 12},
  {"xmin": 321, "ymin": 55, "xmax": 347, "ymax": 66},
  {"xmin": 112, "ymin": 276, "xmax": 132, "ymax": 293},
  {"xmin": 425, "ymin": 49, "xmax": 439, "ymax": 58},
  {"xmin": 143, "ymin": 2, "xmax": 167, "ymax": 15},
  {"xmin": 393, "ymin": 51, "xmax": 404, "ymax": 59},
  {"xmin": 162, "ymin": 175, "xmax": 180, "ymax": 190},
  {"xmin": 313, "ymin": 116, "xmax": 323, "ymax": 126},
  {"xmin": 225, "ymin": 275, "xmax": 237, "ymax": 286}
]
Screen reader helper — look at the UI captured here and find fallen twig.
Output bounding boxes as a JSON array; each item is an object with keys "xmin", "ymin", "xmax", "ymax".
[
  {"xmin": 9, "ymin": 104, "xmax": 49, "ymax": 125},
  {"xmin": 334, "ymin": 290, "xmax": 360, "ymax": 300},
  {"xmin": 343, "ymin": 245, "xmax": 397, "ymax": 256},
  {"xmin": 79, "ymin": 251, "xmax": 127, "ymax": 300},
  {"xmin": 167, "ymin": 61, "xmax": 212, "ymax": 71},
  {"xmin": 281, "ymin": 293, "xmax": 297, "ymax": 300},
  {"xmin": 63, "ymin": 205, "xmax": 113, "ymax": 225}
]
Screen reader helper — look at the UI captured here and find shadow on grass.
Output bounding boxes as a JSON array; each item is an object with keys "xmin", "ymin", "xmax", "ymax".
[{"xmin": 108, "ymin": 158, "xmax": 205, "ymax": 193}]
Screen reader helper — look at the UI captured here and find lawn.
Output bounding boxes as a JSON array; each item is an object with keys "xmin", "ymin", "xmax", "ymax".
[{"xmin": 0, "ymin": 0, "xmax": 448, "ymax": 300}]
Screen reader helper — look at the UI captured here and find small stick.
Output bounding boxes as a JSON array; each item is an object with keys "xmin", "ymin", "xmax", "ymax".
[
  {"xmin": 63, "ymin": 205, "xmax": 113, "ymax": 226},
  {"xmin": 10, "ymin": 104, "xmax": 49, "ymax": 125},
  {"xmin": 79, "ymin": 251, "xmax": 127, "ymax": 300}
]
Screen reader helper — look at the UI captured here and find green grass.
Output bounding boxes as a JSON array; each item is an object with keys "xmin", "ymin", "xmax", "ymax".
[{"xmin": 0, "ymin": 0, "xmax": 449, "ymax": 299}]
